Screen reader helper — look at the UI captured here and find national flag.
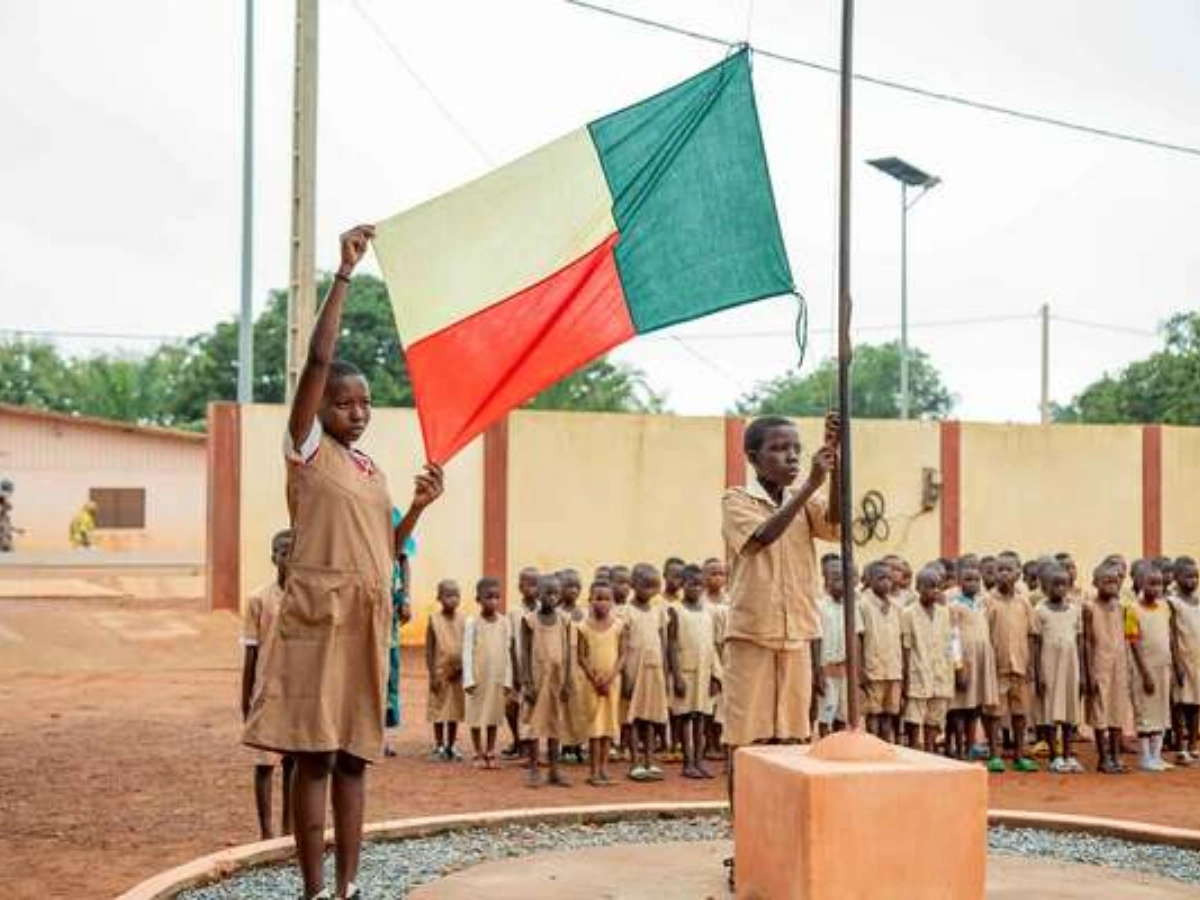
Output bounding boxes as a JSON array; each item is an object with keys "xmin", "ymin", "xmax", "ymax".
[{"xmin": 374, "ymin": 49, "xmax": 793, "ymax": 463}]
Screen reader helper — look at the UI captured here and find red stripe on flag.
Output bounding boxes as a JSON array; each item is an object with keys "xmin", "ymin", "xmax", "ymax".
[{"xmin": 406, "ymin": 233, "xmax": 635, "ymax": 463}]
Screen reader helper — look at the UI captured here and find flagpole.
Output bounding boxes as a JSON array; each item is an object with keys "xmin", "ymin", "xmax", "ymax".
[{"xmin": 835, "ymin": 0, "xmax": 860, "ymax": 729}]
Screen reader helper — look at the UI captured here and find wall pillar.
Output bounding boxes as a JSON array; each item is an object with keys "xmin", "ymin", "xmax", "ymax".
[
  {"xmin": 724, "ymin": 416, "xmax": 746, "ymax": 489},
  {"xmin": 939, "ymin": 420, "xmax": 961, "ymax": 559},
  {"xmin": 1142, "ymin": 424, "xmax": 1162, "ymax": 559},
  {"xmin": 206, "ymin": 402, "xmax": 241, "ymax": 613},
  {"xmin": 483, "ymin": 416, "xmax": 510, "ymax": 608}
]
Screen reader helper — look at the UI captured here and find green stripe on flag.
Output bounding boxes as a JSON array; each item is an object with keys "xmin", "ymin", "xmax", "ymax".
[{"xmin": 588, "ymin": 49, "xmax": 793, "ymax": 334}]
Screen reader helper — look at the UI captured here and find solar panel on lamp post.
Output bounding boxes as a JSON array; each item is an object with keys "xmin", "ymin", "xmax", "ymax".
[{"xmin": 867, "ymin": 156, "xmax": 941, "ymax": 420}]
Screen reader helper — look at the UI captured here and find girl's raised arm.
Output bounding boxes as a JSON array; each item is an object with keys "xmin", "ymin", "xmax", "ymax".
[{"xmin": 288, "ymin": 225, "xmax": 374, "ymax": 448}]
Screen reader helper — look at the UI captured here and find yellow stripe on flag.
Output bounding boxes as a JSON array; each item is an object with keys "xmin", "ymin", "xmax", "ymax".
[{"xmin": 374, "ymin": 127, "xmax": 617, "ymax": 347}]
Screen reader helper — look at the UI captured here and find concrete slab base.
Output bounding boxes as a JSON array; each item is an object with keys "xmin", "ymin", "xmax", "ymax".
[{"xmin": 408, "ymin": 840, "xmax": 1197, "ymax": 899}]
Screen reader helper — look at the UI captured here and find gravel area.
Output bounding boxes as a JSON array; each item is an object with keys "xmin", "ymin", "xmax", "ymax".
[
  {"xmin": 988, "ymin": 825, "xmax": 1200, "ymax": 886},
  {"xmin": 179, "ymin": 816, "xmax": 730, "ymax": 900},
  {"xmin": 179, "ymin": 817, "xmax": 1200, "ymax": 899}
]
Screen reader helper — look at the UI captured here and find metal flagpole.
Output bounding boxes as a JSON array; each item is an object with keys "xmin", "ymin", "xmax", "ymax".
[{"xmin": 836, "ymin": 0, "xmax": 860, "ymax": 729}]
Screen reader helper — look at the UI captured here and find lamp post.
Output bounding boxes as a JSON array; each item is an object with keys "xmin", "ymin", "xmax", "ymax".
[{"xmin": 867, "ymin": 157, "xmax": 940, "ymax": 419}]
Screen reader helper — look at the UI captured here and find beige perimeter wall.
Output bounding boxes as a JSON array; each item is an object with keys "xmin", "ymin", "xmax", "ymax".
[{"xmin": 233, "ymin": 406, "xmax": 1199, "ymax": 644}]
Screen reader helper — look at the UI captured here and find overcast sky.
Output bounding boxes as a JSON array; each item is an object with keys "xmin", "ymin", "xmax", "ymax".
[{"xmin": 3, "ymin": 0, "xmax": 1198, "ymax": 421}]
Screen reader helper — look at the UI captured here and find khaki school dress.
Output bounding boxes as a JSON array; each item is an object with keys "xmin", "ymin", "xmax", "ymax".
[
  {"xmin": 624, "ymin": 602, "xmax": 669, "ymax": 725},
  {"xmin": 1085, "ymin": 597, "xmax": 1131, "ymax": 730},
  {"xmin": 243, "ymin": 431, "xmax": 394, "ymax": 763},
  {"xmin": 1034, "ymin": 602, "xmax": 1082, "ymax": 725},
  {"xmin": 243, "ymin": 580, "xmax": 285, "ymax": 766},
  {"xmin": 523, "ymin": 612, "xmax": 572, "ymax": 741},
  {"xmin": 579, "ymin": 618, "xmax": 625, "ymax": 740},
  {"xmin": 559, "ymin": 608, "xmax": 591, "ymax": 744},
  {"xmin": 670, "ymin": 603, "xmax": 722, "ymax": 716},
  {"xmin": 1129, "ymin": 601, "xmax": 1173, "ymax": 732},
  {"xmin": 950, "ymin": 594, "xmax": 999, "ymax": 711},
  {"xmin": 463, "ymin": 614, "xmax": 512, "ymax": 729},
  {"xmin": 1168, "ymin": 595, "xmax": 1200, "ymax": 705},
  {"xmin": 427, "ymin": 612, "xmax": 466, "ymax": 724}
]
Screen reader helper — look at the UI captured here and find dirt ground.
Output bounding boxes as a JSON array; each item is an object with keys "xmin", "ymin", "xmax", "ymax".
[{"xmin": 4, "ymin": 601, "xmax": 1200, "ymax": 900}]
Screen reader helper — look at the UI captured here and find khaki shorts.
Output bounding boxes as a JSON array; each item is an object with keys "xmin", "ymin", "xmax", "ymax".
[
  {"xmin": 722, "ymin": 639, "xmax": 812, "ymax": 747},
  {"xmin": 994, "ymin": 674, "xmax": 1030, "ymax": 718},
  {"xmin": 863, "ymin": 679, "xmax": 902, "ymax": 716},
  {"xmin": 903, "ymin": 697, "xmax": 949, "ymax": 728}
]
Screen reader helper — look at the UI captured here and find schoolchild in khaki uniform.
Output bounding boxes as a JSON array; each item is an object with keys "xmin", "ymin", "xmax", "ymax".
[
  {"xmin": 1083, "ymin": 563, "xmax": 1132, "ymax": 773},
  {"xmin": 623, "ymin": 563, "xmax": 670, "ymax": 781},
  {"xmin": 1129, "ymin": 568, "xmax": 1174, "ymax": 772},
  {"xmin": 463, "ymin": 577, "xmax": 512, "ymax": 770},
  {"xmin": 702, "ymin": 557, "xmax": 730, "ymax": 757},
  {"xmin": 425, "ymin": 580, "xmax": 466, "ymax": 760},
  {"xmin": 1032, "ymin": 564, "xmax": 1085, "ymax": 773},
  {"xmin": 901, "ymin": 567, "xmax": 955, "ymax": 753},
  {"xmin": 720, "ymin": 415, "xmax": 839, "ymax": 756},
  {"xmin": 668, "ymin": 564, "xmax": 722, "ymax": 779},
  {"xmin": 556, "ymin": 568, "xmax": 589, "ymax": 763},
  {"xmin": 607, "ymin": 563, "xmax": 634, "ymax": 759},
  {"xmin": 577, "ymin": 581, "xmax": 628, "ymax": 785},
  {"xmin": 1168, "ymin": 557, "xmax": 1200, "ymax": 764},
  {"xmin": 520, "ymin": 574, "xmax": 573, "ymax": 787},
  {"xmin": 986, "ymin": 553, "xmax": 1039, "ymax": 773},
  {"xmin": 504, "ymin": 567, "xmax": 540, "ymax": 759},
  {"xmin": 243, "ymin": 224, "xmax": 444, "ymax": 900},
  {"xmin": 861, "ymin": 561, "xmax": 904, "ymax": 743},
  {"xmin": 241, "ymin": 529, "xmax": 295, "ymax": 840},
  {"xmin": 946, "ymin": 560, "xmax": 999, "ymax": 762}
]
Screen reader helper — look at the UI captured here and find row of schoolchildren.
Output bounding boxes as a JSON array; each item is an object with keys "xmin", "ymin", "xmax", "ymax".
[
  {"xmin": 424, "ymin": 558, "xmax": 732, "ymax": 787},
  {"xmin": 819, "ymin": 550, "xmax": 1200, "ymax": 775}
]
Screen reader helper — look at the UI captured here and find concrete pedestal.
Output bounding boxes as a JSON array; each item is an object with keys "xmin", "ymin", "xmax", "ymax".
[{"xmin": 734, "ymin": 732, "xmax": 988, "ymax": 900}]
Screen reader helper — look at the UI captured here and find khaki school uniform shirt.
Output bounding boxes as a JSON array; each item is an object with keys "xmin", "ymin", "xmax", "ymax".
[
  {"xmin": 987, "ymin": 590, "xmax": 1036, "ymax": 676},
  {"xmin": 860, "ymin": 590, "xmax": 904, "ymax": 681},
  {"xmin": 902, "ymin": 602, "xmax": 955, "ymax": 699},
  {"xmin": 722, "ymin": 479, "xmax": 840, "ymax": 650}
]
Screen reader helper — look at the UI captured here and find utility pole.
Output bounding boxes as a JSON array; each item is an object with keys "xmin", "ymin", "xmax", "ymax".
[
  {"xmin": 237, "ymin": 0, "xmax": 255, "ymax": 404},
  {"xmin": 1040, "ymin": 302, "xmax": 1050, "ymax": 424},
  {"xmin": 286, "ymin": 0, "xmax": 319, "ymax": 402}
]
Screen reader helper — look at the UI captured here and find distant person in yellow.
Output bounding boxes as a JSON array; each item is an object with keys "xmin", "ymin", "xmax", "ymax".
[{"xmin": 69, "ymin": 501, "xmax": 98, "ymax": 548}]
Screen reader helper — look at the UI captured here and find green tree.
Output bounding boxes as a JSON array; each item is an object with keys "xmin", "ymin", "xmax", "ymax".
[
  {"xmin": 0, "ymin": 340, "xmax": 73, "ymax": 410},
  {"xmin": 1055, "ymin": 311, "xmax": 1200, "ymax": 424},
  {"xmin": 526, "ymin": 357, "xmax": 665, "ymax": 413},
  {"xmin": 734, "ymin": 340, "xmax": 953, "ymax": 419},
  {"xmin": 2, "ymin": 273, "xmax": 667, "ymax": 428}
]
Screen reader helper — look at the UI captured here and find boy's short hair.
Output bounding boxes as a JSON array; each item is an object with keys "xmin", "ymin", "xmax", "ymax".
[
  {"xmin": 476, "ymin": 576, "xmax": 501, "ymax": 596},
  {"xmin": 610, "ymin": 564, "xmax": 630, "ymax": 576},
  {"xmin": 663, "ymin": 556, "xmax": 685, "ymax": 570},
  {"xmin": 631, "ymin": 562, "xmax": 659, "ymax": 584},
  {"xmin": 1054, "ymin": 551, "xmax": 1073, "ymax": 563},
  {"xmin": 682, "ymin": 563, "xmax": 703, "ymax": 581},
  {"xmin": 744, "ymin": 416, "xmax": 794, "ymax": 454},
  {"xmin": 864, "ymin": 560, "xmax": 891, "ymax": 582},
  {"xmin": 1174, "ymin": 555, "xmax": 1197, "ymax": 571},
  {"xmin": 916, "ymin": 565, "xmax": 942, "ymax": 588},
  {"xmin": 1093, "ymin": 562, "xmax": 1120, "ymax": 581},
  {"xmin": 437, "ymin": 579, "xmax": 460, "ymax": 596}
]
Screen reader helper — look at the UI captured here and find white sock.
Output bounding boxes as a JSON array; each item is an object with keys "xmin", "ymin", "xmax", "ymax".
[
  {"xmin": 1151, "ymin": 733, "xmax": 1164, "ymax": 762},
  {"xmin": 1139, "ymin": 736, "xmax": 1151, "ymax": 765}
]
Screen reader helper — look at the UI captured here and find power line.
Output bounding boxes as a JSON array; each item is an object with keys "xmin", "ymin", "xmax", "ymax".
[
  {"xmin": 0, "ymin": 328, "xmax": 189, "ymax": 343},
  {"xmin": 345, "ymin": 0, "xmax": 494, "ymax": 164},
  {"xmin": 565, "ymin": 0, "xmax": 1200, "ymax": 160},
  {"xmin": 1051, "ymin": 315, "xmax": 1160, "ymax": 338}
]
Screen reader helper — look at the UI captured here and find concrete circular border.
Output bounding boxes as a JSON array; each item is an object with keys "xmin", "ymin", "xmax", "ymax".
[{"xmin": 115, "ymin": 803, "xmax": 1200, "ymax": 900}]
